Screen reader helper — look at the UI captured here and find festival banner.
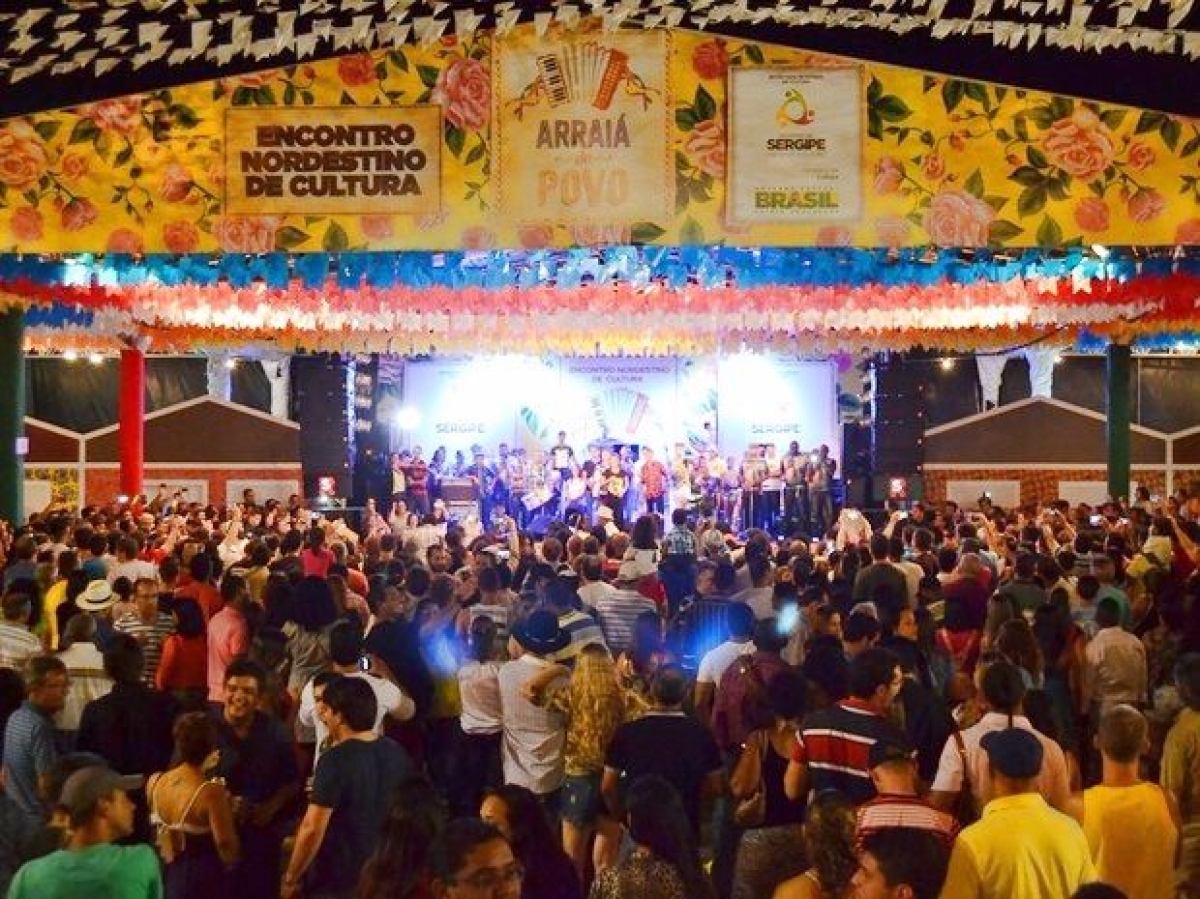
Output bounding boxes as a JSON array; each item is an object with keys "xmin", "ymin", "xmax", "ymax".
[
  {"xmin": 727, "ymin": 67, "xmax": 863, "ymax": 225},
  {"xmin": 716, "ymin": 357, "xmax": 839, "ymax": 457},
  {"xmin": 225, "ymin": 106, "xmax": 442, "ymax": 216},
  {"xmin": 493, "ymin": 29, "xmax": 672, "ymax": 230}
]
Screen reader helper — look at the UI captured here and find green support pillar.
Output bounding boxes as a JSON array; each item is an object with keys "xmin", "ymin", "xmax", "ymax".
[
  {"xmin": 0, "ymin": 308, "xmax": 24, "ymax": 524},
  {"xmin": 1106, "ymin": 342, "xmax": 1132, "ymax": 502}
]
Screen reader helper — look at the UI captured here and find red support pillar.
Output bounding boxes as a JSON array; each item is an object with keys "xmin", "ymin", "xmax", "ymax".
[{"xmin": 119, "ymin": 347, "xmax": 145, "ymax": 499}]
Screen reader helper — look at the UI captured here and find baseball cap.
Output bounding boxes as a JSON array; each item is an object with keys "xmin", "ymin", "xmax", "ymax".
[
  {"xmin": 980, "ymin": 727, "xmax": 1043, "ymax": 779},
  {"xmin": 868, "ymin": 738, "xmax": 916, "ymax": 770},
  {"xmin": 59, "ymin": 766, "xmax": 144, "ymax": 819}
]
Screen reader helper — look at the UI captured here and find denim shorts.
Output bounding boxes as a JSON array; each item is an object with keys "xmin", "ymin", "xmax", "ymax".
[{"xmin": 560, "ymin": 772, "xmax": 604, "ymax": 827}]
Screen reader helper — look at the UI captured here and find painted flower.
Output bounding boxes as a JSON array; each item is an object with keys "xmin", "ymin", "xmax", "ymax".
[
  {"xmin": 59, "ymin": 152, "xmax": 90, "ymax": 182},
  {"xmin": 224, "ymin": 71, "xmax": 275, "ymax": 89},
  {"xmin": 684, "ymin": 117, "xmax": 726, "ymax": 179},
  {"xmin": 1073, "ymin": 197, "xmax": 1110, "ymax": 232},
  {"xmin": 212, "ymin": 215, "xmax": 280, "ymax": 252},
  {"xmin": 60, "ymin": 198, "xmax": 98, "ymax": 232},
  {"xmin": 1127, "ymin": 188, "xmax": 1166, "ymax": 223},
  {"xmin": 105, "ymin": 228, "xmax": 144, "ymax": 254},
  {"xmin": 432, "ymin": 58, "xmax": 491, "ymax": 131},
  {"xmin": 568, "ymin": 224, "xmax": 631, "ymax": 245},
  {"xmin": 691, "ymin": 40, "xmax": 729, "ymax": 80},
  {"xmin": 1040, "ymin": 108, "xmax": 1115, "ymax": 181},
  {"xmin": 459, "ymin": 225, "xmax": 497, "ymax": 250},
  {"xmin": 10, "ymin": 206, "xmax": 43, "ymax": 242},
  {"xmin": 921, "ymin": 153, "xmax": 947, "ymax": 181},
  {"xmin": 337, "ymin": 54, "xmax": 376, "ymax": 88},
  {"xmin": 875, "ymin": 215, "xmax": 911, "ymax": 248},
  {"xmin": 360, "ymin": 215, "xmax": 394, "ymax": 240},
  {"xmin": 816, "ymin": 225, "xmax": 854, "ymax": 247},
  {"xmin": 159, "ymin": 163, "xmax": 194, "ymax": 203},
  {"xmin": 872, "ymin": 156, "xmax": 904, "ymax": 194},
  {"xmin": 1127, "ymin": 141, "xmax": 1156, "ymax": 173},
  {"xmin": 0, "ymin": 121, "xmax": 49, "ymax": 191},
  {"xmin": 162, "ymin": 220, "xmax": 200, "ymax": 253},
  {"xmin": 923, "ymin": 188, "xmax": 995, "ymax": 246},
  {"xmin": 80, "ymin": 97, "xmax": 144, "ymax": 135},
  {"xmin": 1176, "ymin": 219, "xmax": 1200, "ymax": 244},
  {"xmin": 517, "ymin": 224, "xmax": 555, "ymax": 249}
]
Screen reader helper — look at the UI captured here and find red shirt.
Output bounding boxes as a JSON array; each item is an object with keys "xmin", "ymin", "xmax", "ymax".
[
  {"xmin": 156, "ymin": 633, "xmax": 207, "ymax": 691},
  {"xmin": 641, "ymin": 460, "xmax": 668, "ymax": 499},
  {"xmin": 300, "ymin": 547, "xmax": 335, "ymax": 579}
]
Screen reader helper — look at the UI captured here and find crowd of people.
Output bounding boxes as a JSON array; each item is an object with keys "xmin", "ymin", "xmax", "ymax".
[{"xmin": 0, "ymin": 480, "xmax": 1197, "ymax": 899}]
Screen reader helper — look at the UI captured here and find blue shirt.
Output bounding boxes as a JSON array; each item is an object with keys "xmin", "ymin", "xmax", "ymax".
[{"xmin": 1, "ymin": 702, "xmax": 58, "ymax": 822}]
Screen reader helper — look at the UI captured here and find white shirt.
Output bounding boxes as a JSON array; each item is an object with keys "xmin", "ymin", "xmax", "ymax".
[
  {"xmin": 458, "ymin": 659, "xmax": 504, "ymax": 735},
  {"xmin": 108, "ymin": 558, "xmax": 159, "ymax": 585},
  {"xmin": 697, "ymin": 638, "xmax": 755, "ymax": 686},
  {"xmin": 1083, "ymin": 626, "xmax": 1147, "ymax": 709},
  {"xmin": 297, "ymin": 670, "xmax": 413, "ymax": 765},
  {"xmin": 55, "ymin": 642, "xmax": 113, "ymax": 731},
  {"xmin": 0, "ymin": 622, "xmax": 41, "ymax": 671},
  {"xmin": 577, "ymin": 580, "xmax": 617, "ymax": 610},
  {"xmin": 497, "ymin": 654, "xmax": 566, "ymax": 794},
  {"xmin": 731, "ymin": 586, "xmax": 775, "ymax": 620}
]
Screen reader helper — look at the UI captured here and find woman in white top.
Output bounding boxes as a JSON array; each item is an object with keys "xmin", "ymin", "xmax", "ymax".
[{"xmin": 457, "ymin": 615, "xmax": 505, "ymax": 815}]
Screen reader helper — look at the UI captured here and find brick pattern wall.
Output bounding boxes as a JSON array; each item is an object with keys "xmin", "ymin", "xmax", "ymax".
[
  {"xmin": 924, "ymin": 468, "xmax": 1170, "ymax": 506},
  {"xmin": 85, "ymin": 467, "xmax": 303, "ymax": 506}
]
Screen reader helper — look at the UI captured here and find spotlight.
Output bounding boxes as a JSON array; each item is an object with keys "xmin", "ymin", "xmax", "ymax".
[
  {"xmin": 224, "ymin": 358, "xmax": 238, "ymax": 370},
  {"xmin": 63, "ymin": 350, "xmax": 78, "ymax": 362},
  {"xmin": 939, "ymin": 358, "xmax": 955, "ymax": 371},
  {"xmin": 394, "ymin": 406, "xmax": 420, "ymax": 430},
  {"xmin": 88, "ymin": 353, "xmax": 104, "ymax": 365}
]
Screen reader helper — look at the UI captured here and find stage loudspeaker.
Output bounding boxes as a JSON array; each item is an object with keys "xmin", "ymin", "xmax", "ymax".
[
  {"xmin": 843, "ymin": 478, "xmax": 871, "ymax": 509},
  {"xmin": 292, "ymin": 354, "xmax": 352, "ymax": 498},
  {"xmin": 871, "ymin": 355, "xmax": 928, "ymax": 476}
]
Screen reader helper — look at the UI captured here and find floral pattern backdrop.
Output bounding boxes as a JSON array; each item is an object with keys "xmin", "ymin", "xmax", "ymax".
[{"xmin": 0, "ymin": 23, "xmax": 1195, "ymax": 253}]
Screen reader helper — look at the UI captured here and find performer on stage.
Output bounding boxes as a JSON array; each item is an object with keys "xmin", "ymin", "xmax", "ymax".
[
  {"xmin": 405, "ymin": 447, "xmax": 430, "ymax": 518},
  {"xmin": 809, "ymin": 444, "xmax": 837, "ymax": 537},
  {"xmin": 639, "ymin": 447, "xmax": 668, "ymax": 516},
  {"xmin": 506, "ymin": 448, "xmax": 528, "ymax": 526},
  {"xmin": 761, "ymin": 444, "xmax": 784, "ymax": 534},
  {"xmin": 741, "ymin": 446, "xmax": 767, "ymax": 532},
  {"xmin": 783, "ymin": 440, "xmax": 810, "ymax": 535},
  {"xmin": 598, "ymin": 450, "xmax": 629, "ymax": 530},
  {"xmin": 389, "ymin": 453, "xmax": 407, "ymax": 506},
  {"xmin": 467, "ymin": 450, "xmax": 496, "ymax": 525},
  {"xmin": 579, "ymin": 444, "xmax": 603, "ymax": 523}
]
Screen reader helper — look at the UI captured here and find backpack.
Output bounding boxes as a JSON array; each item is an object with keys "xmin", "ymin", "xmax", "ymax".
[{"xmin": 712, "ymin": 655, "xmax": 775, "ymax": 753}]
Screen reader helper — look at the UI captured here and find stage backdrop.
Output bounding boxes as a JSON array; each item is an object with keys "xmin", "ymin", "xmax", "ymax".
[{"xmin": 398, "ymin": 354, "xmax": 838, "ymax": 461}]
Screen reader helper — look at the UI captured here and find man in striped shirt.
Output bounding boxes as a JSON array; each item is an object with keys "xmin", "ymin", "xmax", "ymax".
[
  {"xmin": 0, "ymin": 590, "xmax": 41, "ymax": 671},
  {"xmin": 594, "ymin": 562, "xmax": 657, "ymax": 656},
  {"xmin": 785, "ymin": 647, "xmax": 906, "ymax": 805},
  {"xmin": 113, "ymin": 578, "xmax": 173, "ymax": 688},
  {"xmin": 856, "ymin": 738, "xmax": 958, "ymax": 847}
]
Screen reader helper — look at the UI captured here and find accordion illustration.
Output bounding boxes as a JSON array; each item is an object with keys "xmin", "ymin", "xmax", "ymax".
[{"xmin": 536, "ymin": 43, "xmax": 630, "ymax": 110}]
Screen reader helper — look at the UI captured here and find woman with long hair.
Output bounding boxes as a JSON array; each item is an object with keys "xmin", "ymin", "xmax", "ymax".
[
  {"xmin": 771, "ymin": 792, "xmax": 857, "ymax": 899},
  {"xmin": 147, "ymin": 713, "xmax": 240, "ymax": 899},
  {"xmin": 526, "ymin": 643, "xmax": 647, "ymax": 880},
  {"xmin": 993, "ymin": 617, "xmax": 1045, "ymax": 689},
  {"xmin": 481, "ymin": 785, "xmax": 581, "ymax": 899},
  {"xmin": 281, "ymin": 575, "xmax": 339, "ymax": 697},
  {"xmin": 155, "ymin": 598, "xmax": 208, "ymax": 712},
  {"xmin": 588, "ymin": 775, "xmax": 712, "ymax": 899},
  {"xmin": 358, "ymin": 775, "xmax": 448, "ymax": 899}
]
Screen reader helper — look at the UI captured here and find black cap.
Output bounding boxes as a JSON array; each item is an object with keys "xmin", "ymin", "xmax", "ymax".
[
  {"xmin": 980, "ymin": 727, "xmax": 1043, "ymax": 779},
  {"xmin": 868, "ymin": 738, "xmax": 916, "ymax": 770}
]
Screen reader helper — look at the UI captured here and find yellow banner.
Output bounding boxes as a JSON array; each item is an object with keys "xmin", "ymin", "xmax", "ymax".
[
  {"xmin": 494, "ymin": 30, "xmax": 672, "ymax": 227},
  {"xmin": 224, "ymin": 106, "xmax": 441, "ymax": 216},
  {"xmin": 0, "ymin": 23, "xmax": 1195, "ymax": 252}
]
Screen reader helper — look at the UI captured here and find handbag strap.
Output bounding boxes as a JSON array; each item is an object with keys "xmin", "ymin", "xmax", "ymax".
[{"xmin": 951, "ymin": 729, "xmax": 972, "ymax": 797}]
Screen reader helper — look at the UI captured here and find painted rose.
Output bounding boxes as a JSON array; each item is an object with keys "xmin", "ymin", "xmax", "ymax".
[
  {"xmin": 224, "ymin": 72, "xmax": 275, "ymax": 89},
  {"xmin": 10, "ymin": 206, "xmax": 43, "ymax": 242},
  {"xmin": 212, "ymin": 215, "xmax": 280, "ymax": 252},
  {"xmin": 459, "ymin": 225, "xmax": 497, "ymax": 250},
  {"xmin": 0, "ymin": 121, "xmax": 49, "ymax": 191},
  {"xmin": 1127, "ymin": 188, "xmax": 1166, "ymax": 223},
  {"xmin": 433, "ymin": 58, "xmax": 491, "ymax": 131},
  {"xmin": 922, "ymin": 189, "xmax": 995, "ymax": 246},
  {"xmin": 1176, "ymin": 219, "xmax": 1200, "ymax": 244},
  {"xmin": 872, "ymin": 157, "xmax": 904, "ymax": 194},
  {"xmin": 568, "ymin": 224, "xmax": 631, "ymax": 245},
  {"xmin": 105, "ymin": 228, "xmax": 144, "ymax": 254},
  {"xmin": 159, "ymin": 164, "xmax": 194, "ymax": 203},
  {"xmin": 875, "ymin": 215, "xmax": 911, "ymax": 248},
  {"xmin": 517, "ymin": 224, "xmax": 555, "ymax": 249},
  {"xmin": 1040, "ymin": 108, "xmax": 1115, "ymax": 181},
  {"xmin": 60, "ymin": 198, "xmax": 99, "ymax": 232},
  {"xmin": 1127, "ymin": 141, "xmax": 1156, "ymax": 173},
  {"xmin": 692, "ymin": 40, "xmax": 729, "ymax": 80},
  {"xmin": 816, "ymin": 225, "xmax": 854, "ymax": 247},
  {"xmin": 162, "ymin": 220, "xmax": 200, "ymax": 253},
  {"xmin": 337, "ymin": 54, "xmax": 376, "ymax": 88},
  {"xmin": 685, "ymin": 117, "xmax": 726, "ymax": 179},
  {"xmin": 81, "ymin": 97, "xmax": 143, "ymax": 135},
  {"xmin": 360, "ymin": 215, "xmax": 394, "ymax": 240},
  {"xmin": 1073, "ymin": 197, "xmax": 1110, "ymax": 232},
  {"xmin": 59, "ymin": 152, "xmax": 89, "ymax": 182},
  {"xmin": 921, "ymin": 153, "xmax": 947, "ymax": 181}
]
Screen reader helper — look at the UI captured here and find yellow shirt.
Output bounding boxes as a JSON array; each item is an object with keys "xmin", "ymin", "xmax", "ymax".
[
  {"xmin": 1163, "ymin": 708, "xmax": 1200, "ymax": 822},
  {"xmin": 41, "ymin": 579, "xmax": 67, "ymax": 649},
  {"xmin": 939, "ymin": 793, "xmax": 1096, "ymax": 899},
  {"xmin": 1083, "ymin": 782, "xmax": 1177, "ymax": 899}
]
